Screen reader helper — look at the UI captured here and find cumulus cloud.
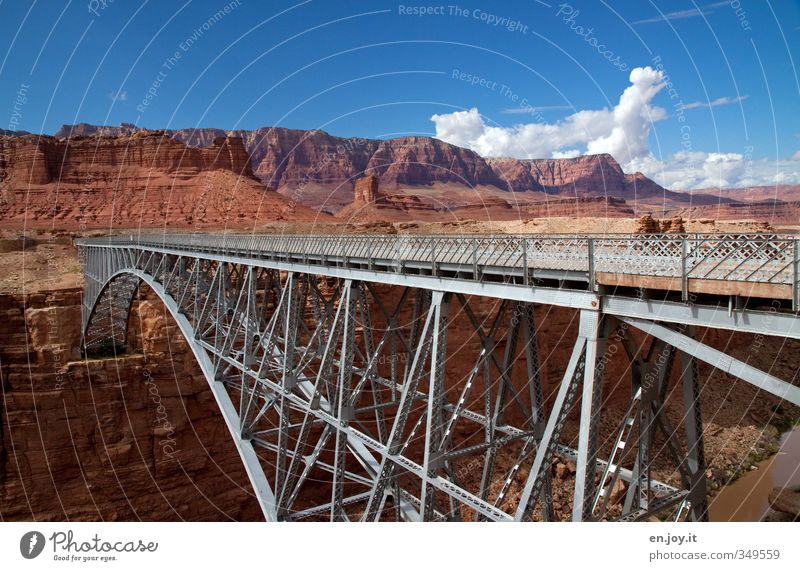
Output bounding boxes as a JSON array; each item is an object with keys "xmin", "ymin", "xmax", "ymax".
[
  {"xmin": 432, "ymin": 66, "xmax": 799, "ymax": 190},
  {"xmin": 431, "ymin": 66, "xmax": 666, "ymax": 165},
  {"xmin": 629, "ymin": 152, "xmax": 800, "ymax": 190}
]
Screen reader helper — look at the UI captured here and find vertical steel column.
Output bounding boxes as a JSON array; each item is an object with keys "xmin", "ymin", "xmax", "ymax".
[
  {"xmin": 331, "ymin": 280, "xmax": 357, "ymax": 521},
  {"xmin": 572, "ymin": 310, "xmax": 606, "ymax": 521},
  {"xmin": 276, "ymin": 273, "xmax": 299, "ymax": 495},
  {"xmin": 420, "ymin": 292, "xmax": 450, "ymax": 520},
  {"xmin": 681, "ymin": 237, "xmax": 690, "ymax": 302},
  {"xmin": 681, "ymin": 326, "xmax": 709, "ymax": 521},
  {"xmin": 793, "ymin": 238, "xmax": 799, "ymax": 312},
  {"xmin": 520, "ymin": 302, "xmax": 553, "ymax": 520},
  {"xmin": 479, "ymin": 304, "xmax": 520, "ymax": 509}
]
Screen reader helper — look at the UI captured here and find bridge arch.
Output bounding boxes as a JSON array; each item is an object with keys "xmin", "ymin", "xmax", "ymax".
[{"xmin": 83, "ymin": 266, "xmax": 279, "ymax": 521}]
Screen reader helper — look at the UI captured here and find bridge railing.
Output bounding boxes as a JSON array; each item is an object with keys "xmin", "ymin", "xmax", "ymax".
[{"xmin": 77, "ymin": 232, "xmax": 800, "ymax": 305}]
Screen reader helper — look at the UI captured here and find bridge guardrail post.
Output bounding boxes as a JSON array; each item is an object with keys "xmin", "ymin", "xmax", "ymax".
[
  {"xmin": 431, "ymin": 238, "xmax": 437, "ymax": 276},
  {"xmin": 587, "ymin": 238, "xmax": 595, "ymax": 291},
  {"xmin": 681, "ymin": 237, "xmax": 689, "ymax": 302},
  {"xmin": 522, "ymin": 237, "xmax": 529, "ymax": 286},
  {"xmin": 794, "ymin": 238, "xmax": 799, "ymax": 312},
  {"xmin": 472, "ymin": 238, "xmax": 478, "ymax": 280}
]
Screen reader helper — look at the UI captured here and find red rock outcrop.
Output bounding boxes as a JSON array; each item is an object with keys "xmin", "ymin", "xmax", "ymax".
[
  {"xmin": 57, "ymin": 125, "xmax": 505, "ymax": 192},
  {"xmin": 660, "ymin": 216, "xmax": 686, "ymax": 233},
  {"xmin": 635, "ymin": 214, "xmax": 661, "ymax": 234},
  {"xmin": 3, "ymin": 131, "xmax": 254, "ymax": 185},
  {"xmin": 353, "ymin": 175, "xmax": 382, "ymax": 207},
  {"xmin": 0, "ymin": 132, "xmax": 324, "ymax": 229}
]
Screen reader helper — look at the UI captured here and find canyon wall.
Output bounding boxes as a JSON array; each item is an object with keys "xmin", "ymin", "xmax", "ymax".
[{"xmin": 0, "ymin": 284, "xmax": 262, "ymax": 520}]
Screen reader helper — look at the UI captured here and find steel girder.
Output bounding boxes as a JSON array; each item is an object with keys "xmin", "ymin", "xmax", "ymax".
[{"xmin": 77, "ymin": 242, "xmax": 800, "ymax": 522}]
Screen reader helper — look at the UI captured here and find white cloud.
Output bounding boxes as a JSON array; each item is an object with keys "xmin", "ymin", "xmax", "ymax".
[
  {"xmin": 108, "ymin": 90, "xmax": 128, "ymax": 102},
  {"xmin": 790, "ymin": 150, "xmax": 800, "ymax": 161},
  {"xmin": 629, "ymin": 152, "xmax": 800, "ymax": 190},
  {"xmin": 632, "ymin": 1, "xmax": 729, "ymax": 25},
  {"xmin": 431, "ymin": 66, "xmax": 667, "ymax": 165},
  {"xmin": 682, "ymin": 95, "xmax": 748, "ymax": 110}
]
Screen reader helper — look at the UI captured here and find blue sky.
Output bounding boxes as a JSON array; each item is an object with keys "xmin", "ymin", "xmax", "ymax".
[{"xmin": 1, "ymin": 0, "xmax": 799, "ymax": 189}]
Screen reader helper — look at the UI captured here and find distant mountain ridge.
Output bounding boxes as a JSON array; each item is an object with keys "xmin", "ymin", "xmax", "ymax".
[{"xmin": 54, "ymin": 122, "xmax": 720, "ymax": 212}]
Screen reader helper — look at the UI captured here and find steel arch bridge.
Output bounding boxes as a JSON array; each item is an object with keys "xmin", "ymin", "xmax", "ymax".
[{"xmin": 77, "ymin": 233, "xmax": 800, "ymax": 522}]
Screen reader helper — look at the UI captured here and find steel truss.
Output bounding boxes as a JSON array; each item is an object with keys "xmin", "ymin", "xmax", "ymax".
[{"xmin": 78, "ymin": 240, "xmax": 800, "ymax": 522}]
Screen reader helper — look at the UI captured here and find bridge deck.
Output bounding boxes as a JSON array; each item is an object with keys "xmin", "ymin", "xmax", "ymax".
[{"xmin": 82, "ymin": 232, "xmax": 800, "ymax": 307}]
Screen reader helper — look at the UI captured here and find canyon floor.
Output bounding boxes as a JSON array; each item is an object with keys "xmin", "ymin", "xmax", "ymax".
[{"xmin": 1, "ymin": 219, "xmax": 798, "ymax": 521}]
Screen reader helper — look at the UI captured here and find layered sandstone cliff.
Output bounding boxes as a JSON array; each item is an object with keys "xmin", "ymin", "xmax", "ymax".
[
  {"xmin": 487, "ymin": 154, "xmax": 724, "ymax": 208},
  {"xmin": 0, "ymin": 131, "xmax": 322, "ymax": 229},
  {"xmin": 54, "ymin": 124, "xmax": 678, "ymax": 208}
]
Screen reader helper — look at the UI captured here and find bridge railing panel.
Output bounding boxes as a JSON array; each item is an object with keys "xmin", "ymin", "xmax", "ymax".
[{"xmin": 80, "ymin": 232, "xmax": 799, "ymax": 294}]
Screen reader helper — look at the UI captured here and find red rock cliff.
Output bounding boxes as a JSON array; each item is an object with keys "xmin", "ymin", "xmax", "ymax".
[{"xmin": 0, "ymin": 131, "xmax": 322, "ymax": 229}]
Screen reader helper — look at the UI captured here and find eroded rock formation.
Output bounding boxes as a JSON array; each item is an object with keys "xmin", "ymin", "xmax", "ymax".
[{"xmin": 0, "ymin": 131, "xmax": 322, "ymax": 229}]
